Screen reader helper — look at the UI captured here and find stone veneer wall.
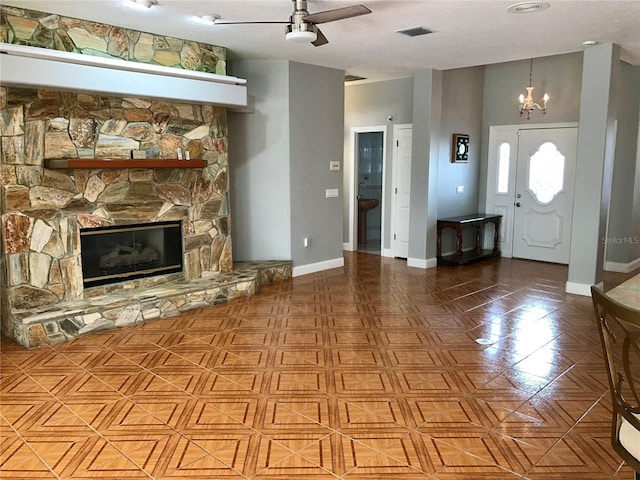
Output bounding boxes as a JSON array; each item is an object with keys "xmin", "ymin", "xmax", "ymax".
[
  {"xmin": 0, "ymin": 86, "xmax": 233, "ymax": 342},
  {"xmin": 1, "ymin": 6, "xmax": 226, "ymax": 75}
]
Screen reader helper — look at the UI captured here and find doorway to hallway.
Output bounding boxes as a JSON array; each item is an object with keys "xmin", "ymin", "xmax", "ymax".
[
  {"xmin": 347, "ymin": 126, "xmax": 387, "ymax": 254},
  {"xmin": 356, "ymin": 131, "xmax": 384, "ymax": 253}
]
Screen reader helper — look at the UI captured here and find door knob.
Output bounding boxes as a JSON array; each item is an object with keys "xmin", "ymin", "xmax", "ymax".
[{"xmin": 515, "ymin": 202, "xmax": 521, "ymax": 207}]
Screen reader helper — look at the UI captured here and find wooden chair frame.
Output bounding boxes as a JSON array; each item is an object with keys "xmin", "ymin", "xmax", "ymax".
[{"xmin": 592, "ymin": 286, "xmax": 640, "ymax": 479}]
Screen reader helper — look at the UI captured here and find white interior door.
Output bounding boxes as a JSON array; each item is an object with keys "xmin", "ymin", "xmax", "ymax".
[
  {"xmin": 512, "ymin": 128, "xmax": 578, "ymax": 263},
  {"xmin": 391, "ymin": 125, "xmax": 412, "ymax": 258}
]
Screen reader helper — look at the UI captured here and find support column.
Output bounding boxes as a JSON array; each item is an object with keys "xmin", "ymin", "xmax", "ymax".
[
  {"xmin": 566, "ymin": 43, "xmax": 620, "ymax": 295},
  {"xmin": 408, "ymin": 69, "xmax": 442, "ymax": 268}
]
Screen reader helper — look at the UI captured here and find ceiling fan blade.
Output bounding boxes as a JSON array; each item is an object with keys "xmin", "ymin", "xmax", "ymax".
[
  {"xmin": 312, "ymin": 28, "xmax": 329, "ymax": 47},
  {"xmin": 303, "ymin": 5, "xmax": 371, "ymax": 24},
  {"xmin": 213, "ymin": 20, "xmax": 288, "ymax": 25}
]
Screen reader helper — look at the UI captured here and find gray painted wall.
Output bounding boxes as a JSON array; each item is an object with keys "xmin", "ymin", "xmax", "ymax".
[
  {"xmin": 343, "ymin": 78, "xmax": 414, "ymax": 247},
  {"xmin": 289, "ymin": 62, "xmax": 345, "ymax": 267},
  {"xmin": 608, "ymin": 61, "xmax": 640, "ymax": 263},
  {"xmin": 228, "ymin": 60, "xmax": 344, "ymax": 270},
  {"xmin": 228, "ymin": 60, "xmax": 292, "ymax": 261},
  {"xmin": 438, "ymin": 67, "xmax": 484, "ymax": 218},
  {"xmin": 437, "ymin": 66, "xmax": 485, "ymax": 253}
]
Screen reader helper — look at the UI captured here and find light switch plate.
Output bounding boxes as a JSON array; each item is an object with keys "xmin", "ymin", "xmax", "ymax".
[
  {"xmin": 330, "ymin": 161, "xmax": 341, "ymax": 171},
  {"xmin": 325, "ymin": 188, "xmax": 339, "ymax": 198}
]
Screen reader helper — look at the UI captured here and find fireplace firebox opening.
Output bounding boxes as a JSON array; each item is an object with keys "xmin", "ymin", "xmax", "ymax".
[{"xmin": 80, "ymin": 221, "xmax": 183, "ymax": 288}]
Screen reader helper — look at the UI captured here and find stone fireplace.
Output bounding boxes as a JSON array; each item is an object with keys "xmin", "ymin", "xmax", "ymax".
[{"xmin": 0, "ymin": 86, "xmax": 237, "ymax": 347}]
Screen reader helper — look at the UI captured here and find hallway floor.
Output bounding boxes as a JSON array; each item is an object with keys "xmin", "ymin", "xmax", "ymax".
[
  {"xmin": 357, "ymin": 239, "xmax": 381, "ymax": 254},
  {"xmin": 1, "ymin": 253, "xmax": 637, "ymax": 479}
]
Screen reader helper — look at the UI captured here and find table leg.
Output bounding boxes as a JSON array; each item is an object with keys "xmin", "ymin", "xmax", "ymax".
[{"xmin": 455, "ymin": 225, "xmax": 463, "ymax": 257}]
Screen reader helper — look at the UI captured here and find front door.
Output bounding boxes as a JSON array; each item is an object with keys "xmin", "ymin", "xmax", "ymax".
[{"xmin": 511, "ymin": 128, "xmax": 578, "ymax": 263}]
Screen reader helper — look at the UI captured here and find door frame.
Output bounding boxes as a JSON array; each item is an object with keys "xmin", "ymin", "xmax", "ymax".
[
  {"xmin": 390, "ymin": 123, "xmax": 412, "ymax": 258},
  {"xmin": 485, "ymin": 122, "xmax": 578, "ymax": 258},
  {"xmin": 346, "ymin": 125, "xmax": 388, "ymax": 252}
]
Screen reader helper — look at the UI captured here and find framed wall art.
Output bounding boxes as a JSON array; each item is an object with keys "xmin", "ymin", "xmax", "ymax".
[{"xmin": 452, "ymin": 133, "xmax": 469, "ymax": 163}]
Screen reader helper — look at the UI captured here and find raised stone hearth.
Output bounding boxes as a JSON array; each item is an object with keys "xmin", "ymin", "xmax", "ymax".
[{"xmin": 11, "ymin": 261, "xmax": 291, "ymax": 349}]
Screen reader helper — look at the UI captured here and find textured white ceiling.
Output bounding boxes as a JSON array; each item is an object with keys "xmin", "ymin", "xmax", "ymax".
[{"xmin": 4, "ymin": 0, "xmax": 640, "ymax": 81}]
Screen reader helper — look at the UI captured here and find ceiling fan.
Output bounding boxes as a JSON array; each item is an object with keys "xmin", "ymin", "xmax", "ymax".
[{"xmin": 213, "ymin": 0, "xmax": 371, "ymax": 46}]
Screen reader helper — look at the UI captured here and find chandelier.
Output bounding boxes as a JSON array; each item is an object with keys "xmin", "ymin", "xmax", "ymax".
[{"xmin": 519, "ymin": 59, "xmax": 549, "ymax": 119}]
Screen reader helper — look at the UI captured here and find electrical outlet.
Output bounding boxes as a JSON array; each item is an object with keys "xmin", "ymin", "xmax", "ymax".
[{"xmin": 456, "ymin": 185, "xmax": 465, "ymax": 194}]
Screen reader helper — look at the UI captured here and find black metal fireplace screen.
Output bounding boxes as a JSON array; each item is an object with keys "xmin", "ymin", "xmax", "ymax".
[{"xmin": 80, "ymin": 221, "xmax": 183, "ymax": 288}]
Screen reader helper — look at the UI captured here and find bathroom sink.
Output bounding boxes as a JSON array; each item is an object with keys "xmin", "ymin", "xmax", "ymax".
[
  {"xmin": 358, "ymin": 198, "xmax": 379, "ymax": 211},
  {"xmin": 357, "ymin": 198, "xmax": 379, "ymax": 245}
]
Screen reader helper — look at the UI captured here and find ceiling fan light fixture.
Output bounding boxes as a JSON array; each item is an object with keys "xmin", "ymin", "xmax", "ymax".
[
  {"xmin": 286, "ymin": 30, "xmax": 317, "ymax": 43},
  {"xmin": 285, "ymin": 23, "xmax": 317, "ymax": 43}
]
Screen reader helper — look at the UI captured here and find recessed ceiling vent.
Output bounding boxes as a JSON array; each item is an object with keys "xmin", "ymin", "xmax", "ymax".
[
  {"xmin": 507, "ymin": 2, "xmax": 550, "ymax": 14},
  {"xmin": 344, "ymin": 74, "xmax": 367, "ymax": 83},
  {"xmin": 397, "ymin": 26, "xmax": 433, "ymax": 37}
]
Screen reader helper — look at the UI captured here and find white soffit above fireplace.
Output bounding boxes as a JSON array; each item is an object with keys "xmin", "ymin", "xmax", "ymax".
[{"xmin": 0, "ymin": 43, "xmax": 247, "ymax": 109}]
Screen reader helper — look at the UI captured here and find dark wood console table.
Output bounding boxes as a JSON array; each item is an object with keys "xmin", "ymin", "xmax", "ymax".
[{"xmin": 437, "ymin": 213, "xmax": 502, "ymax": 266}]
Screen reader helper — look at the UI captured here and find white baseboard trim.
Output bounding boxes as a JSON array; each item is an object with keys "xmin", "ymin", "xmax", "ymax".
[
  {"xmin": 342, "ymin": 242, "xmax": 355, "ymax": 252},
  {"xmin": 605, "ymin": 257, "xmax": 640, "ymax": 273},
  {"xmin": 382, "ymin": 248, "xmax": 394, "ymax": 258},
  {"xmin": 407, "ymin": 257, "xmax": 437, "ymax": 269},
  {"xmin": 292, "ymin": 257, "xmax": 344, "ymax": 277},
  {"xmin": 565, "ymin": 281, "xmax": 598, "ymax": 297}
]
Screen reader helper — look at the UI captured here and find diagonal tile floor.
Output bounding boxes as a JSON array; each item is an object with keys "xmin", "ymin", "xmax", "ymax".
[{"xmin": 1, "ymin": 252, "xmax": 638, "ymax": 479}]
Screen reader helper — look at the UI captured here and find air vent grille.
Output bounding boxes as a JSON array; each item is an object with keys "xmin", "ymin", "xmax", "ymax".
[{"xmin": 396, "ymin": 26, "xmax": 433, "ymax": 37}]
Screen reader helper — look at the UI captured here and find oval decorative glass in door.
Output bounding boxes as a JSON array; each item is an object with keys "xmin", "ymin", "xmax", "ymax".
[{"xmin": 528, "ymin": 141, "xmax": 565, "ymax": 204}]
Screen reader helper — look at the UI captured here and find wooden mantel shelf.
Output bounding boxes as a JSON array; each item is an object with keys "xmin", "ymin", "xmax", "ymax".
[{"xmin": 44, "ymin": 158, "xmax": 207, "ymax": 169}]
